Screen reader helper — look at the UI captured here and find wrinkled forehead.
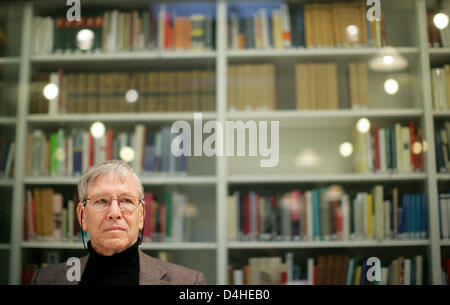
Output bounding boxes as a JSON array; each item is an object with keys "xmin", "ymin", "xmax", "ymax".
[{"xmin": 87, "ymin": 171, "xmax": 138, "ymax": 194}]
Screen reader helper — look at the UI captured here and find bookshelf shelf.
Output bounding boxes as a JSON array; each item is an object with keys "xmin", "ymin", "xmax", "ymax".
[
  {"xmin": 0, "ymin": 244, "xmax": 10, "ymax": 250},
  {"xmin": 0, "ymin": 57, "xmax": 20, "ymax": 65},
  {"xmin": 31, "ymin": 51, "xmax": 217, "ymax": 62},
  {"xmin": 433, "ymin": 110, "xmax": 450, "ymax": 118},
  {"xmin": 227, "ymin": 240, "xmax": 431, "ymax": 249},
  {"xmin": 0, "ymin": 117, "xmax": 17, "ymax": 125},
  {"xmin": 21, "ymin": 241, "xmax": 216, "ymax": 250},
  {"xmin": 226, "ymin": 47, "xmax": 419, "ymax": 59},
  {"xmin": 227, "ymin": 109, "xmax": 423, "ymax": 124},
  {"xmin": 24, "ymin": 175, "xmax": 217, "ymax": 185},
  {"xmin": 0, "ymin": 179, "xmax": 14, "ymax": 186},
  {"xmin": 227, "ymin": 173, "xmax": 427, "ymax": 184},
  {"xmin": 441, "ymin": 239, "xmax": 450, "ymax": 246},
  {"xmin": 436, "ymin": 173, "xmax": 450, "ymax": 180},
  {"xmin": 428, "ymin": 47, "xmax": 450, "ymax": 55},
  {"xmin": 27, "ymin": 112, "xmax": 217, "ymax": 124}
]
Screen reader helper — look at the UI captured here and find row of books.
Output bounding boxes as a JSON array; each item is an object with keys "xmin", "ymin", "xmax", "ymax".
[
  {"xmin": 227, "ymin": 186, "xmax": 427, "ymax": 242},
  {"xmin": 229, "ymin": 254, "xmax": 423, "ymax": 285},
  {"xmin": 430, "ymin": 65, "xmax": 450, "ymax": 111},
  {"xmin": 427, "ymin": 12, "xmax": 450, "ymax": 48},
  {"xmin": 142, "ymin": 190, "xmax": 196, "ymax": 243},
  {"xmin": 228, "ymin": 1, "xmax": 386, "ymax": 50},
  {"xmin": 26, "ymin": 125, "xmax": 188, "ymax": 177},
  {"xmin": 439, "ymin": 193, "xmax": 450, "ymax": 240},
  {"xmin": 24, "ymin": 188, "xmax": 195, "ymax": 242},
  {"xmin": 435, "ymin": 121, "xmax": 450, "ymax": 173},
  {"xmin": 294, "ymin": 62, "xmax": 338, "ymax": 110},
  {"xmin": 353, "ymin": 122, "xmax": 424, "ymax": 173},
  {"xmin": 30, "ymin": 69, "xmax": 216, "ymax": 115},
  {"xmin": 33, "ymin": 4, "xmax": 214, "ymax": 55},
  {"xmin": 0, "ymin": 139, "xmax": 14, "ymax": 177},
  {"xmin": 227, "ymin": 64, "xmax": 276, "ymax": 111}
]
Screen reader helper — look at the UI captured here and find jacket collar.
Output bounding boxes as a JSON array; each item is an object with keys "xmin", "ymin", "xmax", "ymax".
[{"xmin": 57, "ymin": 249, "xmax": 169, "ymax": 285}]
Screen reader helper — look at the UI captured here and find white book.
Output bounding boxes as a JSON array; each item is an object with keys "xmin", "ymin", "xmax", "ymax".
[
  {"xmin": 158, "ymin": 4, "xmax": 166, "ymax": 49},
  {"xmin": 374, "ymin": 185, "xmax": 384, "ymax": 241},
  {"xmin": 48, "ymin": 73, "xmax": 59, "ymax": 115},
  {"xmin": 109, "ymin": 10, "xmax": 119, "ymax": 52},
  {"xmin": 259, "ymin": 8, "xmax": 270, "ymax": 49},
  {"xmin": 438, "ymin": 68, "xmax": 448, "ymax": 110},
  {"xmin": 362, "ymin": 192, "xmax": 367, "ymax": 240},
  {"xmin": 401, "ymin": 126, "xmax": 411, "ymax": 173},
  {"xmin": 281, "ymin": 3, "xmax": 291, "ymax": 48},
  {"xmin": 306, "ymin": 191, "xmax": 313, "ymax": 241},
  {"xmin": 285, "ymin": 252, "xmax": 294, "ymax": 282},
  {"xmin": 381, "ymin": 267, "xmax": 389, "ymax": 285},
  {"xmin": 379, "ymin": 128, "xmax": 386, "ymax": 172},
  {"xmin": 307, "ymin": 258, "xmax": 314, "ymax": 285},
  {"xmin": 134, "ymin": 124, "xmax": 146, "ymax": 175},
  {"xmin": 404, "ymin": 259, "xmax": 411, "ymax": 285},
  {"xmin": 439, "ymin": 194, "xmax": 449, "ymax": 239},
  {"xmin": 227, "ymin": 193, "xmax": 237, "ymax": 241},
  {"xmin": 366, "ymin": 131, "xmax": 373, "ymax": 172},
  {"xmin": 352, "ymin": 196, "xmax": 358, "ymax": 240},
  {"xmin": 232, "ymin": 269, "xmax": 244, "ymax": 285},
  {"xmin": 230, "ymin": 11, "xmax": 239, "ymax": 49},
  {"xmin": 384, "ymin": 200, "xmax": 391, "ymax": 240},
  {"xmin": 415, "ymin": 255, "xmax": 423, "ymax": 285}
]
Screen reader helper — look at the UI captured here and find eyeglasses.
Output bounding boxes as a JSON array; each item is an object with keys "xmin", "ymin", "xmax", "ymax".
[{"xmin": 83, "ymin": 195, "xmax": 143, "ymax": 212}]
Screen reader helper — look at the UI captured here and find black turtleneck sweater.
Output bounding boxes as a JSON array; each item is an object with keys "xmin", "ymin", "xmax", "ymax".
[{"xmin": 79, "ymin": 240, "xmax": 140, "ymax": 285}]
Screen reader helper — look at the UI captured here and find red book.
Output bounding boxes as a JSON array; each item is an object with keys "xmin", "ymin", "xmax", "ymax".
[
  {"xmin": 244, "ymin": 193, "xmax": 250, "ymax": 237},
  {"xmin": 373, "ymin": 125, "xmax": 380, "ymax": 171},
  {"xmin": 160, "ymin": 203, "xmax": 166, "ymax": 240},
  {"xmin": 409, "ymin": 122, "xmax": 415, "ymax": 171},
  {"xmin": 164, "ymin": 12, "xmax": 173, "ymax": 49},
  {"xmin": 255, "ymin": 193, "xmax": 260, "ymax": 236},
  {"xmin": 106, "ymin": 129, "xmax": 114, "ymax": 160},
  {"xmin": 280, "ymin": 271, "xmax": 287, "ymax": 284},
  {"xmin": 89, "ymin": 133, "xmax": 94, "ymax": 167},
  {"xmin": 313, "ymin": 265, "xmax": 318, "ymax": 285},
  {"xmin": 143, "ymin": 192, "xmax": 153, "ymax": 241}
]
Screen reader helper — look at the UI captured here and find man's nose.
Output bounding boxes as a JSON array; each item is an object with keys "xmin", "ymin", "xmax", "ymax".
[{"xmin": 107, "ymin": 199, "xmax": 122, "ymax": 219}]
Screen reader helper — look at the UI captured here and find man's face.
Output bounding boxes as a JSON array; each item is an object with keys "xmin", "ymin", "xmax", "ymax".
[{"xmin": 77, "ymin": 172, "xmax": 144, "ymax": 256}]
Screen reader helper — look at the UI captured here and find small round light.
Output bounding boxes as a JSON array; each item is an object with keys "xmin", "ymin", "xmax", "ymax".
[
  {"xmin": 55, "ymin": 148, "xmax": 65, "ymax": 161},
  {"xmin": 90, "ymin": 121, "xmax": 105, "ymax": 139},
  {"xmin": 339, "ymin": 142, "xmax": 353, "ymax": 158},
  {"xmin": 412, "ymin": 141, "xmax": 423, "ymax": 155},
  {"xmin": 383, "ymin": 55, "xmax": 394, "ymax": 65},
  {"xmin": 120, "ymin": 146, "xmax": 135, "ymax": 162},
  {"xmin": 434, "ymin": 13, "xmax": 449, "ymax": 30},
  {"xmin": 345, "ymin": 25, "xmax": 359, "ymax": 42},
  {"xmin": 76, "ymin": 29, "xmax": 95, "ymax": 51},
  {"xmin": 384, "ymin": 78, "xmax": 399, "ymax": 95},
  {"xmin": 125, "ymin": 89, "xmax": 139, "ymax": 103},
  {"xmin": 356, "ymin": 118, "xmax": 371, "ymax": 134},
  {"xmin": 43, "ymin": 83, "xmax": 59, "ymax": 100}
]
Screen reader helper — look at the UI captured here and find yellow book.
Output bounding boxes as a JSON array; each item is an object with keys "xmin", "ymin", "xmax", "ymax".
[
  {"xmin": 354, "ymin": 266, "xmax": 362, "ymax": 285},
  {"xmin": 366, "ymin": 193, "xmax": 373, "ymax": 239}
]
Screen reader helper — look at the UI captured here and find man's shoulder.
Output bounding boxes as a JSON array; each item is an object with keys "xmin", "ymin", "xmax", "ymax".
[
  {"xmin": 32, "ymin": 255, "xmax": 88, "ymax": 285},
  {"xmin": 139, "ymin": 250, "xmax": 207, "ymax": 285}
]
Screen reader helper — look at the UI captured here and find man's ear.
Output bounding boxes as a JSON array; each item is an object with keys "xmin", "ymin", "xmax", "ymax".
[
  {"xmin": 139, "ymin": 201, "xmax": 145, "ymax": 230},
  {"xmin": 76, "ymin": 202, "xmax": 87, "ymax": 231}
]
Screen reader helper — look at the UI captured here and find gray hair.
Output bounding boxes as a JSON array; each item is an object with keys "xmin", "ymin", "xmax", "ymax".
[{"xmin": 77, "ymin": 160, "xmax": 144, "ymax": 203}]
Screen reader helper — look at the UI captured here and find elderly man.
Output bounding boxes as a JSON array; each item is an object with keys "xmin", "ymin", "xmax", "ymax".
[{"xmin": 32, "ymin": 160, "xmax": 207, "ymax": 285}]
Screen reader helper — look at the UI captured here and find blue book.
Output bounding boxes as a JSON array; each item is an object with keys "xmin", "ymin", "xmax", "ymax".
[
  {"xmin": 312, "ymin": 189, "xmax": 321, "ymax": 240},
  {"xmin": 297, "ymin": 4, "xmax": 305, "ymax": 47},
  {"xmin": 421, "ymin": 194, "xmax": 427, "ymax": 238},
  {"xmin": 404, "ymin": 194, "xmax": 410, "ymax": 238},
  {"xmin": 435, "ymin": 129, "xmax": 446, "ymax": 172},
  {"xmin": 346, "ymin": 257, "xmax": 355, "ymax": 285},
  {"xmin": 411, "ymin": 258, "xmax": 416, "ymax": 285},
  {"xmin": 249, "ymin": 191, "xmax": 256, "ymax": 239},
  {"xmin": 360, "ymin": 259, "xmax": 367, "ymax": 285},
  {"xmin": 397, "ymin": 207, "xmax": 404, "ymax": 237},
  {"xmin": 415, "ymin": 194, "xmax": 421, "ymax": 238}
]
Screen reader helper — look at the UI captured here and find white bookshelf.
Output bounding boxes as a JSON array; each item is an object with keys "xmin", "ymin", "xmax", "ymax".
[
  {"xmin": 4, "ymin": 0, "xmax": 450, "ymax": 285},
  {"xmin": 227, "ymin": 240, "xmax": 431, "ymax": 249}
]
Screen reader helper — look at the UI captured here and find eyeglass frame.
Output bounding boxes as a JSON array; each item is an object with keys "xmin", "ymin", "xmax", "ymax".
[{"xmin": 82, "ymin": 195, "xmax": 144, "ymax": 212}]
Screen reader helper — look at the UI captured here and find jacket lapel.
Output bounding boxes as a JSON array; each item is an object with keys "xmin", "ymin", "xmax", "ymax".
[{"xmin": 138, "ymin": 250, "xmax": 170, "ymax": 285}]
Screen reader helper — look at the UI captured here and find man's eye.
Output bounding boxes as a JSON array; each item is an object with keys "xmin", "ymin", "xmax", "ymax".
[
  {"xmin": 96, "ymin": 199, "xmax": 109, "ymax": 205},
  {"xmin": 121, "ymin": 198, "xmax": 133, "ymax": 204}
]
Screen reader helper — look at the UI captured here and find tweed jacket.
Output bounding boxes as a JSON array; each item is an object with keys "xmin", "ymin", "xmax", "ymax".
[{"xmin": 31, "ymin": 249, "xmax": 207, "ymax": 285}]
